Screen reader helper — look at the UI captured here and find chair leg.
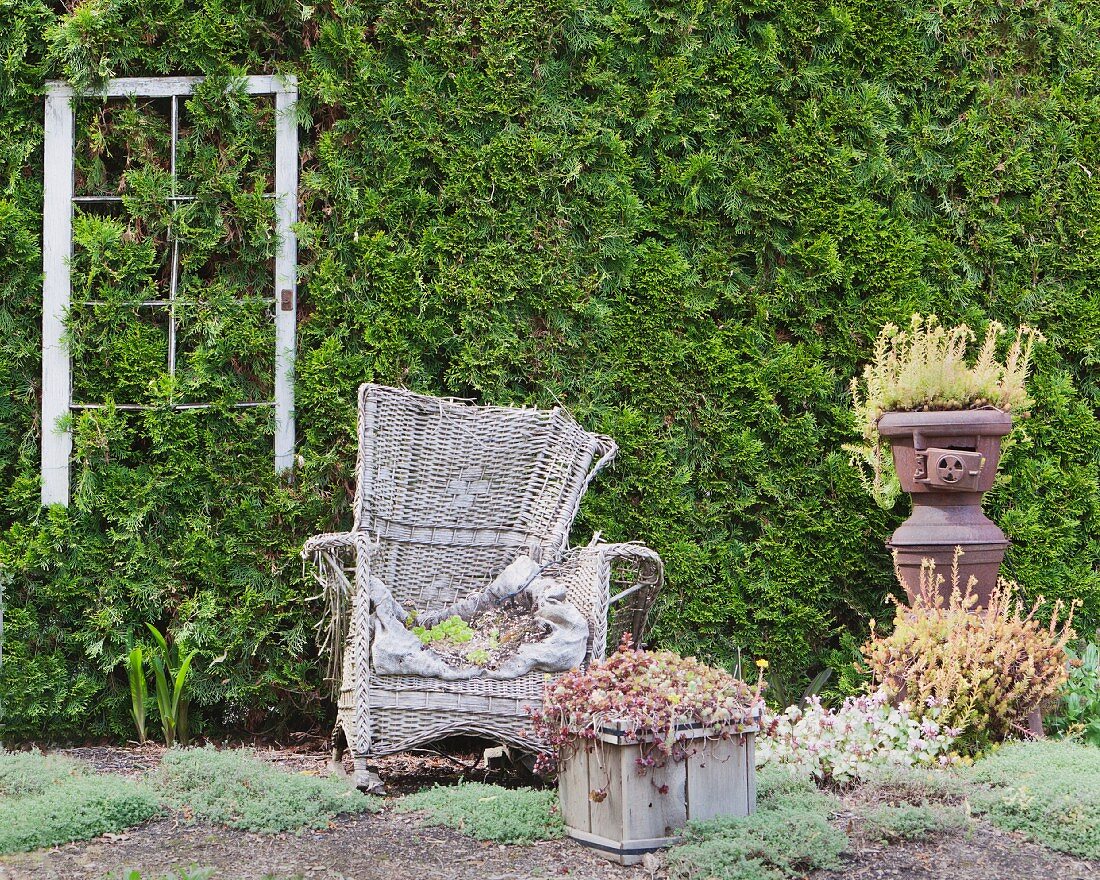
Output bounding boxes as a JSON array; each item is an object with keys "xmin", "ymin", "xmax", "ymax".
[
  {"xmin": 329, "ymin": 708, "xmax": 382, "ymax": 792},
  {"xmin": 353, "ymin": 756, "xmax": 385, "ymax": 794},
  {"xmin": 328, "ymin": 747, "xmax": 349, "ymax": 779}
]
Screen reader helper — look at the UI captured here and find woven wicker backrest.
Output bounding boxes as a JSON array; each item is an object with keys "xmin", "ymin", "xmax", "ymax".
[{"xmin": 353, "ymin": 384, "xmax": 615, "ymax": 612}]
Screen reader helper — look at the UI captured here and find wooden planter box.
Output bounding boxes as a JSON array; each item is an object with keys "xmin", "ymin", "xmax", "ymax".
[{"xmin": 558, "ymin": 720, "xmax": 759, "ymax": 865}]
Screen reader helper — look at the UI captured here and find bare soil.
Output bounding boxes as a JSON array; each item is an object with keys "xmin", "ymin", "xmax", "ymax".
[
  {"xmin": 0, "ymin": 812, "xmax": 643, "ymax": 880},
  {"xmin": 817, "ymin": 809, "xmax": 1097, "ymax": 880},
  {"xmin": 0, "ymin": 746, "xmax": 1096, "ymax": 880},
  {"xmin": 422, "ymin": 602, "xmax": 550, "ymax": 672}
]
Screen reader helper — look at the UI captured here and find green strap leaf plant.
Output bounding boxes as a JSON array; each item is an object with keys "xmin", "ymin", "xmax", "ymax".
[
  {"xmin": 125, "ymin": 645, "xmax": 147, "ymax": 744},
  {"xmin": 146, "ymin": 623, "xmax": 196, "ymax": 747}
]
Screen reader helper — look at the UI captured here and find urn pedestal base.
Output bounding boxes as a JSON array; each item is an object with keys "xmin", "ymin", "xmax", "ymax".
[
  {"xmin": 888, "ymin": 496, "xmax": 1009, "ymax": 606},
  {"xmin": 878, "ymin": 410, "xmax": 1013, "ymax": 607}
]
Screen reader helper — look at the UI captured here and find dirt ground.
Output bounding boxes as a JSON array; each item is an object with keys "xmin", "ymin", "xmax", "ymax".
[
  {"xmin": 0, "ymin": 745, "xmax": 1097, "ymax": 880},
  {"xmin": 0, "ymin": 812, "xmax": 645, "ymax": 880},
  {"xmin": 818, "ymin": 815, "xmax": 1098, "ymax": 880}
]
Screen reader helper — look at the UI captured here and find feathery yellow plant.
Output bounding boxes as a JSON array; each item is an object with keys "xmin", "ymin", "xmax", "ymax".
[
  {"xmin": 852, "ymin": 314, "xmax": 1042, "ymax": 437},
  {"xmin": 847, "ymin": 315, "xmax": 1043, "ymax": 508},
  {"xmin": 862, "ymin": 552, "xmax": 1076, "ymax": 753}
]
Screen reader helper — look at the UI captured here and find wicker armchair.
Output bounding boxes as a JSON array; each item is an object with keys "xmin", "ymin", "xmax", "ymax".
[{"xmin": 303, "ymin": 384, "xmax": 663, "ymax": 788}]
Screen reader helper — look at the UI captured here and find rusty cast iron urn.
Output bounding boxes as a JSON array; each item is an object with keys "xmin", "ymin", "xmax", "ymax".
[{"xmin": 877, "ymin": 409, "xmax": 1013, "ymax": 607}]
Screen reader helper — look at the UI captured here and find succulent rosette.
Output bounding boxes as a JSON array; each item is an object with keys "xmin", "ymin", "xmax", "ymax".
[{"xmin": 531, "ymin": 639, "xmax": 764, "ymax": 772}]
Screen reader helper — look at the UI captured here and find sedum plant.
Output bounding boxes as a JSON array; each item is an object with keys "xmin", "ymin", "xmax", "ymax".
[
  {"xmin": 155, "ymin": 746, "xmax": 375, "ymax": 832},
  {"xmin": 411, "ymin": 614, "xmax": 475, "ymax": 646},
  {"xmin": 394, "ymin": 783, "xmax": 564, "ymax": 843},
  {"xmin": 757, "ymin": 690, "xmax": 956, "ymax": 785},
  {"xmin": 531, "ymin": 638, "xmax": 764, "ymax": 773},
  {"xmin": 667, "ymin": 765, "xmax": 846, "ymax": 880},
  {"xmin": 861, "ymin": 555, "xmax": 1076, "ymax": 752},
  {"xmin": 0, "ymin": 751, "xmax": 159, "ymax": 854},
  {"xmin": 963, "ymin": 739, "xmax": 1100, "ymax": 859},
  {"xmin": 846, "ymin": 314, "xmax": 1042, "ymax": 508},
  {"xmin": 851, "ymin": 314, "xmax": 1042, "ymax": 424},
  {"xmin": 859, "ymin": 802, "xmax": 970, "ymax": 841}
]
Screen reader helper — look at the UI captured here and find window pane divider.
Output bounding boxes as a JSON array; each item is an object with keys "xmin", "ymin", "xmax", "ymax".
[
  {"xmin": 78, "ymin": 298, "xmax": 277, "ymax": 307},
  {"xmin": 70, "ymin": 402, "xmax": 276, "ymax": 411},
  {"xmin": 72, "ymin": 194, "xmax": 211, "ymax": 203}
]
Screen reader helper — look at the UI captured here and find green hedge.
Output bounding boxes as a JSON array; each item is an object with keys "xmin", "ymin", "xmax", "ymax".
[{"xmin": 1, "ymin": 0, "xmax": 1097, "ymax": 741}]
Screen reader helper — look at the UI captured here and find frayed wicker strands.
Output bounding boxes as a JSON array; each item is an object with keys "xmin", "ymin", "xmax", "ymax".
[{"xmin": 303, "ymin": 384, "xmax": 663, "ymax": 787}]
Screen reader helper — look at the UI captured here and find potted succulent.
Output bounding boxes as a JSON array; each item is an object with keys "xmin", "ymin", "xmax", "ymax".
[
  {"xmin": 531, "ymin": 640, "xmax": 764, "ymax": 865},
  {"xmin": 849, "ymin": 315, "xmax": 1042, "ymax": 605}
]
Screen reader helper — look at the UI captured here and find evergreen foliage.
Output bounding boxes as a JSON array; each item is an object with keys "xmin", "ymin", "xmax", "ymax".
[{"xmin": 0, "ymin": 0, "xmax": 1097, "ymax": 739}]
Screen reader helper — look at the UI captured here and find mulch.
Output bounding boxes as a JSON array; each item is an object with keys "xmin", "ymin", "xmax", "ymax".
[
  {"xmin": 817, "ymin": 822, "xmax": 1098, "ymax": 880},
  {"xmin": 0, "ymin": 745, "xmax": 1097, "ymax": 880},
  {"xmin": 0, "ymin": 813, "xmax": 643, "ymax": 880}
]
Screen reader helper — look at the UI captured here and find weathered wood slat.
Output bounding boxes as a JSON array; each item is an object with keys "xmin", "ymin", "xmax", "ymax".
[
  {"xmin": 622, "ymin": 749, "xmax": 687, "ymax": 840},
  {"xmin": 685, "ymin": 733, "xmax": 752, "ymax": 822},
  {"xmin": 41, "ymin": 85, "xmax": 74, "ymax": 506},
  {"xmin": 746, "ymin": 733, "xmax": 757, "ymax": 808},
  {"xmin": 556, "ymin": 745, "xmax": 593, "ymax": 834},
  {"xmin": 565, "ymin": 826, "xmax": 678, "ymax": 863},
  {"xmin": 45, "ymin": 75, "xmax": 296, "ymax": 98},
  {"xmin": 273, "ymin": 87, "xmax": 298, "ymax": 473},
  {"xmin": 588, "ymin": 743, "xmax": 626, "ymax": 843},
  {"xmin": 559, "ymin": 724, "xmax": 758, "ymax": 866}
]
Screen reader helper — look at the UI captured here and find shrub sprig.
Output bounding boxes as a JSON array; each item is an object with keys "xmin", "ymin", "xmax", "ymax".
[{"xmin": 862, "ymin": 555, "xmax": 1076, "ymax": 752}]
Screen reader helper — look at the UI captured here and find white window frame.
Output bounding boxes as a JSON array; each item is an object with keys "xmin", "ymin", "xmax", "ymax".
[{"xmin": 41, "ymin": 75, "xmax": 298, "ymax": 506}]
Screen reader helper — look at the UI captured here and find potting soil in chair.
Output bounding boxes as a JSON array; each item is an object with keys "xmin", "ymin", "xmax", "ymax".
[{"xmin": 369, "ymin": 556, "xmax": 589, "ymax": 681}]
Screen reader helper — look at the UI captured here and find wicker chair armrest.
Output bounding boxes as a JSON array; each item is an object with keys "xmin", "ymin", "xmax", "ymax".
[
  {"xmin": 301, "ymin": 530, "xmax": 359, "ymax": 559},
  {"xmin": 302, "ymin": 531, "xmax": 378, "ymax": 695},
  {"xmin": 559, "ymin": 541, "xmax": 664, "ymax": 658}
]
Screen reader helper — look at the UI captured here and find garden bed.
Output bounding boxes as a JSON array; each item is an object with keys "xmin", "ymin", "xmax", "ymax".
[
  {"xmin": 3, "ymin": 795, "xmax": 1094, "ymax": 880},
  {"xmin": 1, "ymin": 743, "xmax": 1097, "ymax": 880}
]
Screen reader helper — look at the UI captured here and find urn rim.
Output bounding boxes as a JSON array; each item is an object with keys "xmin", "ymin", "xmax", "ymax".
[{"xmin": 876, "ymin": 408, "xmax": 1013, "ymax": 437}]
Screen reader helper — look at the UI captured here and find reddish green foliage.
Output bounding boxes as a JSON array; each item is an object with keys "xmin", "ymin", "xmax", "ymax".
[{"xmin": 531, "ymin": 639, "xmax": 763, "ymax": 772}]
